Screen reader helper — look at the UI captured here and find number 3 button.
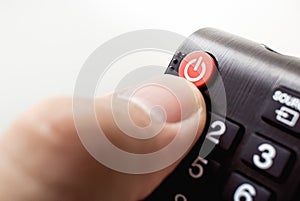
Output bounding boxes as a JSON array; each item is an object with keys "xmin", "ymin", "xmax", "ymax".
[{"xmin": 241, "ymin": 134, "xmax": 292, "ymax": 179}]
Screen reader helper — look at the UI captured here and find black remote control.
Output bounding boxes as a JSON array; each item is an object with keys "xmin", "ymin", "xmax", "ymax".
[{"xmin": 144, "ymin": 28, "xmax": 300, "ymax": 201}]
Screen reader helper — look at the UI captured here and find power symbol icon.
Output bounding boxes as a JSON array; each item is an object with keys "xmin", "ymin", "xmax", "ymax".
[
  {"xmin": 179, "ymin": 51, "xmax": 216, "ymax": 88},
  {"xmin": 184, "ymin": 56, "xmax": 206, "ymax": 82}
]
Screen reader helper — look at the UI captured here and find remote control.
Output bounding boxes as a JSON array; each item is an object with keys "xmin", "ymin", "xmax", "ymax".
[{"xmin": 144, "ymin": 28, "xmax": 300, "ymax": 201}]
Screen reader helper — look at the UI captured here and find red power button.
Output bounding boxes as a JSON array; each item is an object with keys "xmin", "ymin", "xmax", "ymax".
[{"xmin": 178, "ymin": 51, "xmax": 216, "ymax": 88}]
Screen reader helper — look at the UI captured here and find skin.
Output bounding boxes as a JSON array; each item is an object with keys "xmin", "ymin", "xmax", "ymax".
[{"xmin": 0, "ymin": 76, "xmax": 206, "ymax": 201}]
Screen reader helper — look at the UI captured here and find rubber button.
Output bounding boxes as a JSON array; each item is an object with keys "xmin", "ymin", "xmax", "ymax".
[
  {"xmin": 241, "ymin": 134, "xmax": 291, "ymax": 179},
  {"xmin": 222, "ymin": 172, "xmax": 272, "ymax": 201},
  {"xmin": 262, "ymin": 87, "xmax": 300, "ymax": 136},
  {"xmin": 178, "ymin": 51, "xmax": 216, "ymax": 88}
]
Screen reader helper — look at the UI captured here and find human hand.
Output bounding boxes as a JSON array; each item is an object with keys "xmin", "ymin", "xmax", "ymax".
[{"xmin": 0, "ymin": 75, "xmax": 206, "ymax": 201}]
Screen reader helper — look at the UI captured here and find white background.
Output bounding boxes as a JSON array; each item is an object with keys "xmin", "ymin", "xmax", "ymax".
[{"xmin": 0, "ymin": 0, "xmax": 299, "ymax": 133}]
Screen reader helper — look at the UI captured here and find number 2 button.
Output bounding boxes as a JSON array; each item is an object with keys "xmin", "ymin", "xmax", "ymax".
[
  {"xmin": 241, "ymin": 134, "xmax": 292, "ymax": 178},
  {"xmin": 206, "ymin": 113, "xmax": 241, "ymax": 150}
]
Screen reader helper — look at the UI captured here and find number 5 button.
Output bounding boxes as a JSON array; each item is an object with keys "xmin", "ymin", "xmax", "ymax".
[{"xmin": 241, "ymin": 134, "xmax": 292, "ymax": 179}]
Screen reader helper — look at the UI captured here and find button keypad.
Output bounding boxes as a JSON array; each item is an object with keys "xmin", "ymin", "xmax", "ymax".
[{"xmin": 146, "ymin": 28, "xmax": 300, "ymax": 201}]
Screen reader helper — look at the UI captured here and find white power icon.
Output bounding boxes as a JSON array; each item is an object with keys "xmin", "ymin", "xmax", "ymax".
[{"xmin": 184, "ymin": 56, "xmax": 207, "ymax": 82}]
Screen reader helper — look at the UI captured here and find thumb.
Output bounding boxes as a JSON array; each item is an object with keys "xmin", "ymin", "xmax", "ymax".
[
  {"xmin": 93, "ymin": 74, "xmax": 206, "ymax": 162},
  {"xmin": 88, "ymin": 74, "xmax": 207, "ymax": 199}
]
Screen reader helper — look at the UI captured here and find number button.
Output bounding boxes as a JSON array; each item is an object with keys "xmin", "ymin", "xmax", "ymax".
[
  {"xmin": 252, "ymin": 143, "xmax": 276, "ymax": 170},
  {"xmin": 223, "ymin": 173, "xmax": 272, "ymax": 201},
  {"xmin": 188, "ymin": 156, "xmax": 208, "ymax": 179},
  {"xmin": 187, "ymin": 157, "xmax": 221, "ymax": 200},
  {"xmin": 208, "ymin": 114, "xmax": 241, "ymax": 150},
  {"xmin": 234, "ymin": 183, "xmax": 256, "ymax": 201},
  {"xmin": 188, "ymin": 156, "xmax": 220, "ymax": 180},
  {"xmin": 241, "ymin": 134, "xmax": 292, "ymax": 178},
  {"xmin": 199, "ymin": 114, "xmax": 241, "ymax": 158},
  {"xmin": 205, "ymin": 120, "xmax": 226, "ymax": 145}
]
